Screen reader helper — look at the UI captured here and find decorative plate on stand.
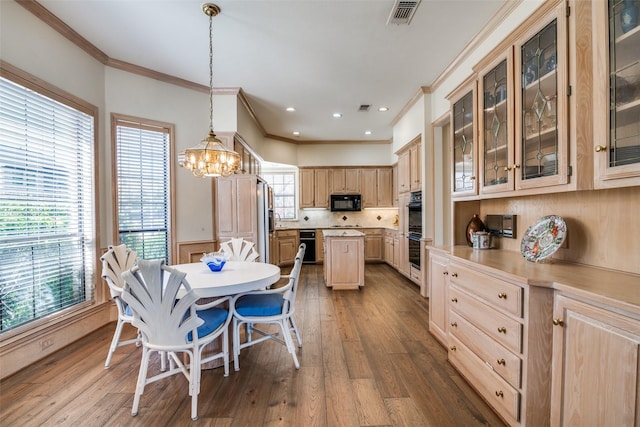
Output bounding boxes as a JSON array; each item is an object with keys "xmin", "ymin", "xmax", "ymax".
[{"xmin": 520, "ymin": 215, "xmax": 567, "ymax": 262}]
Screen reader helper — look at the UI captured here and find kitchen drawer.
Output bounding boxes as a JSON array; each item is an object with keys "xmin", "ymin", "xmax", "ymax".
[
  {"xmin": 449, "ymin": 310, "xmax": 522, "ymax": 388},
  {"xmin": 449, "ymin": 262, "xmax": 523, "ymax": 317},
  {"xmin": 362, "ymin": 228, "xmax": 383, "ymax": 236},
  {"xmin": 450, "ymin": 286, "xmax": 523, "ymax": 354},
  {"xmin": 276, "ymin": 229, "xmax": 298, "ymax": 238},
  {"xmin": 449, "ymin": 334, "xmax": 520, "ymax": 425}
]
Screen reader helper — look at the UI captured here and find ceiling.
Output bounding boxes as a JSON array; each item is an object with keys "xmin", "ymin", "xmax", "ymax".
[{"xmin": 35, "ymin": 0, "xmax": 505, "ymax": 144}]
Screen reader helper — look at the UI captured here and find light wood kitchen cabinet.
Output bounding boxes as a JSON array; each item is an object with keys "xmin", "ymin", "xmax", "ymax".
[
  {"xmin": 392, "ymin": 164, "xmax": 398, "ymax": 206},
  {"xmin": 269, "ymin": 232, "xmax": 277, "ymax": 264},
  {"xmin": 299, "ymin": 168, "xmax": 329, "ymax": 208},
  {"xmin": 593, "ymin": 0, "xmax": 640, "ymax": 189},
  {"xmin": 276, "ymin": 229, "xmax": 298, "ymax": 266},
  {"xmin": 330, "ymin": 168, "xmax": 360, "ymax": 194},
  {"xmin": 409, "ymin": 142, "xmax": 421, "ymax": 191},
  {"xmin": 315, "ymin": 229, "xmax": 324, "ymax": 263},
  {"xmin": 514, "ymin": 1, "xmax": 569, "ymax": 191},
  {"xmin": 449, "ymin": 77, "xmax": 478, "ymax": 198},
  {"xmin": 428, "ymin": 249, "xmax": 449, "ymax": 346},
  {"xmin": 323, "ymin": 231, "xmax": 365, "ymax": 290},
  {"xmin": 550, "ymin": 294, "xmax": 640, "ymax": 427},
  {"xmin": 213, "ymin": 174, "xmax": 258, "ymax": 243},
  {"xmin": 447, "ymin": 260, "xmax": 553, "ymax": 427},
  {"xmin": 392, "ymin": 232, "xmax": 400, "ymax": 269},
  {"xmin": 384, "ymin": 229, "xmax": 395, "ymax": 266},
  {"xmin": 397, "ymin": 149, "xmax": 411, "ymax": 194},
  {"xmin": 363, "ymin": 228, "xmax": 383, "ymax": 262},
  {"xmin": 361, "ymin": 168, "xmax": 393, "ymax": 208},
  {"xmin": 397, "ymin": 192, "xmax": 410, "ymax": 276},
  {"xmin": 477, "ymin": 48, "xmax": 515, "ymax": 194}
]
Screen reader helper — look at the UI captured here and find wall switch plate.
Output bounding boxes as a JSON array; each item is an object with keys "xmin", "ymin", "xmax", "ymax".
[{"xmin": 485, "ymin": 214, "xmax": 517, "ymax": 239}]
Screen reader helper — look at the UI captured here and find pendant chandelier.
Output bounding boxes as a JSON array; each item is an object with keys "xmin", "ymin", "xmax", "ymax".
[{"xmin": 178, "ymin": 3, "xmax": 240, "ymax": 178}]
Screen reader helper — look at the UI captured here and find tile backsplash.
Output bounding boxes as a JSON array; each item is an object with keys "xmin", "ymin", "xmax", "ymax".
[{"xmin": 278, "ymin": 208, "xmax": 398, "ymax": 229}]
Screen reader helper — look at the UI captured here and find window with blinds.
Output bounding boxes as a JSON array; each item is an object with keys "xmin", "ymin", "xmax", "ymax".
[
  {"xmin": 113, "ymin": 117, "xmax": 172, "ymax": 263},
  {"xmin": 262, "ymin": 171, "xmax": 297, "ymax": 220},
  {"xmin": 0, "ymin": 76, "xmax": 96, "ymax": 333}
]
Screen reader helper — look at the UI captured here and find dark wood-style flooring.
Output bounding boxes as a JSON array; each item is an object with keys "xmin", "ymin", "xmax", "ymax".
[{"xmin": 0, "ymin": 263, "xmax": 506, "ymax": 426}]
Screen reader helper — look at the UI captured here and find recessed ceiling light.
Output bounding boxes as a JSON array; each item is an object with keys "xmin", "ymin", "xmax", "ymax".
[
  {"xmin": 292, "ymin": 131, "xmax": 300, "ymax": 136},
  {"xmin": 286, "ymin": 107, "xmax": 296, "ymax": 112},
  {"xmin": 378, "ymin": 106, "xmax": 389, "ymax": 112},
  {"xmin": 365, "ymin": 131, "xmax": 372, "ymax": 135},
  {"xmin": 332, "ymin": 112, "xmax": 342, "ymax": 118}
]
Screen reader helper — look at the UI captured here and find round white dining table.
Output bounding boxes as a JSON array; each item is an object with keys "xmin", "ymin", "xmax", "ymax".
[{"xmin": 171, "ymin": 261, "xmax": 281, "ymax": 298}]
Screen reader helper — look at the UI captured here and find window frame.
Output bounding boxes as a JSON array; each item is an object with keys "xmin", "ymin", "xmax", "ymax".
[
  {"xmin": 0, "ymin": 61, "xmax": 100, "ymax": 337},
  {"xmin": 261, "ymin": 169, "xmax": 298, "ymax": 221},
  {"xmin": 110, "ymin": 113, "xmax": 176, "ymax": 264}
]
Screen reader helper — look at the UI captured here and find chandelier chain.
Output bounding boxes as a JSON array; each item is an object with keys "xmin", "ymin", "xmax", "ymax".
[{"xmin": 209, "ymin": 12, "xmax": 214, "ymax": 131}]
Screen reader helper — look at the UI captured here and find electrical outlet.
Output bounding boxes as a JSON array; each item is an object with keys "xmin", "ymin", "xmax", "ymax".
[{"xmin": 39, "ymin": 338, "xmax": 54, "ymax": 351}]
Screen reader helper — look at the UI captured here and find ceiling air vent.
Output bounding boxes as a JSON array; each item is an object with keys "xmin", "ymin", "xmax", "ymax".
[
  {"xmin": 387, "ymin": 0, "xmax": 421, "ymax": 25},
  {"xmin": 358, "ymin": 104, "xmax": 371, "ymax": 112}
]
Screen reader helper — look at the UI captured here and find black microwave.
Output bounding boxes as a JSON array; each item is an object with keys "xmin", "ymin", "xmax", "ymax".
[{"xmin": 330, "ymin": 194, "xmax": 361, "ymax": 211}]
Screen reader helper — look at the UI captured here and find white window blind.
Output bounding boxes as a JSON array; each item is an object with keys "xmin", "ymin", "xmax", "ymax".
[
  {"xmin": 114, "ymin": 119, "xmax": 171, "ymax": 263},
  {"xmin": 0, "ymin": 76, "xmax": 96, "ymax": 333}
]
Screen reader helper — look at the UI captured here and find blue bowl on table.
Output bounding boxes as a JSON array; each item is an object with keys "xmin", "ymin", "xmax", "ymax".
[{"xmin": 201, "ymin": 252, "xmax": 228, "ymax": 272}]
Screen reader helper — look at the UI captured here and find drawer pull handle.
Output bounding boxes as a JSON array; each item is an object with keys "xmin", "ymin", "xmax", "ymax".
[
  {"xmin": 451, "ymin": 297, "xmax": 458, "ymax": 303},
  {"xmin": 497, "ymin": 326, "xmax": 507, "ymax": 334},
  {"xmin": 443, "ymin": 271, "xmax": 448, "ymax": 275},
  {"xmin": 450, "ymin": 346, "xmax": 456, "ymax": 351},
  {"xmin": 495, "ymin": 390, "xmax": 504, "ymax": 398},
  {"xmin": 450, "ymin": 322, "xmax": 457, "ymax": 328},
  {"xmin": 553, "ymin": 318, "xmax": 565, "ymax": 327},
  {"xmin": 451, "ymin": 273, "xmax": 458, "ymax": 278},
  {"xmin": 497, "ymin": 358, "xmax": 506, "ymax": 366},
  {"xmin": 498, "ymin": 292, "xmax": 507, "ymax": 299}
]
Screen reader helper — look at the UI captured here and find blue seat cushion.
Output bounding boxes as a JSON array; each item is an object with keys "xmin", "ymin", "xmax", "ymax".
[
  {"xmin": 235, "ymin": 294, "xmax": 284, "ymax": 317},
  {"xmin": 124, "ymin": 304, "xmax": 133, "ymax": 316},
  {"xmin": 187, "ymin": 307, "xmax": 228, "ymax": 341}
]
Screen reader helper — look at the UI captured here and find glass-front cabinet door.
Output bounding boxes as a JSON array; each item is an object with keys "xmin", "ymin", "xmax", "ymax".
[
  {"xmin": 451, "ymin": 84, "xmax": 477, "ymax": 197},
  {"xmin": 594, "ymin": 0, "xmax": 640, "ymax": 188},
  {"xmin": 515, "ymin": 4, "xmax": 568, "ymax": 190},
  {"xmin": 478, "ymin": 51, "xmax": 514, "ymax": 194}
]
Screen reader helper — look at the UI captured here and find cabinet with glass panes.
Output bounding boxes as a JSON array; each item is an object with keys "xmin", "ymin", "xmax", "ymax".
[
  {"xmin": 593, "ymin": 0, "xmax": 640, "ymax": 188},
  {"xmin": 477, "ymin": 48, "xmax": 515, "ymax": 194},
  {"xmin": 514, "ymin": 2, "xmax": 569, "ymax": 190},
  {"xmin": 448, "ymin": 77, "xmax": 478, "ymax": 198}
]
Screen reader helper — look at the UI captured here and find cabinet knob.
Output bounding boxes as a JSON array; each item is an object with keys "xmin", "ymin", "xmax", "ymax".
[
  {"xmin": 513, "ymin": 164, "xmax": 521, "ymax": 169},
  {"xmin": 451, "ymin": 273, "xmax": 458, "ymax": 278},
  {"xmin": 495, "ymin": 390, "xmax": 504, "ymax": 398},
  {"xmin": 450, "ymin": 322, "xmax": 458, "ymax": 328},
  {"xmin": 451, "ymin": 297, "xmax": 458, "ymax": 303},
  {"xmin": 450, "ymin": 346, "xmax": 456, "ymax": 351},
  {"xmin": 497, "ymin": 358, "xmax": 506, "ymax": 366},
  {"xmin": 443, "ymin": 271, "xmax": 448, "ymax": 276},
  {"xmin": 503, "ymin": 166, "xmax": 512, "ymax": 172},
  {"xmin": 497, "ymin": 326, "xmax": 507, "ymax": 334},
  {"xmin": 553, "ymin": 318, "xmax": 565, "ymax": 327},
  {"xmin": 470, "ymin": 176, "xmax": 476, "ymax": 180},
  {"xmin": 595, "ymin": 145, "xmax": 607, "ymax": 153},
  {"xmin": 498, "ymin": 292, "xmax": 507, "ymax": 299}
]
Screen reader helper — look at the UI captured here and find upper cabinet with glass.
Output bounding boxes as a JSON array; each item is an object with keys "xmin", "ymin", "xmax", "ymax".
[
  {"xmin": 477, "ymin": 50, "xmax": 514, "ymax": 194},
  {"xmin": 515, "ymin": 3, "xmax": 569, "ymax": 190},
  {"xmin": 449, "ymin": 78, "xmax": 478, "ymax": 198},
  {"xmin": 593, "ymin": 0, "xmax": 640, "ymax": 188}
]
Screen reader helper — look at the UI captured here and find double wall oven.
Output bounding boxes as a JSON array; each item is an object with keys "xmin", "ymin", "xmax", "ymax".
[{"xmin": 407, "ymin": 191, "xmax": 422, "ymax": 269}]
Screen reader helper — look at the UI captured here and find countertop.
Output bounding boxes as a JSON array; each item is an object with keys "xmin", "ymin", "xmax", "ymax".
[
  {"xmin": 429, "ymin": 245, "xmax": 640, "ymax": 316},
  {"xmin": 276, "ymin": 225, "xmax": 398, "ymax": 231},
  {"xmin": 322, "ymin": 230, "xmax": 365, "ymax": 237}
]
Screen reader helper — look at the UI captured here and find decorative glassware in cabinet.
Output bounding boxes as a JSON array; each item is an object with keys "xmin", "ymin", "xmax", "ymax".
[
  {"xmin": 607, "ymin": 0, "xmax": 640, "ymax": 168},
  {"xmin": 482, "ymin": 59, "xmax": 510, "ymax": 189},
  {"xmin": 453, "ymin": 90, "xmax": 476, "ymax": 194},
  {"xmin": 520, "ymin": 20, "xmax": 559, "ymax": 180}
]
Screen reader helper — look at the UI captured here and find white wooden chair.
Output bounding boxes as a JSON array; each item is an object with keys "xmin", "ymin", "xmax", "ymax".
[
  {"xmin": 101, "ymin": 244, "xmax": 139, "ymax": 368},
  {"xmin": 220, "ymin": 238, "xmax": 260, "ymax": 262},
  {"xmin": 230, "ymin": 243, "xmax": 305, "ymax": 370},
  {"xmin": 121, "ymin": 259, "xmax": 232, "ymax": 421}
]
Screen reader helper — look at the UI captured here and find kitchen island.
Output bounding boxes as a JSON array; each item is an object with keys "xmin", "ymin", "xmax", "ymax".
[{"xmin": 322, "ymin": 230, "xmax": 365, "ymax": 290}]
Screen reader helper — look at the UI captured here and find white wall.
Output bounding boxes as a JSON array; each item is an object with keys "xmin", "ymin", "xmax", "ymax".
[{"xmin": 297, "ymin": 143, "xmax": 393, "ymax": 167}]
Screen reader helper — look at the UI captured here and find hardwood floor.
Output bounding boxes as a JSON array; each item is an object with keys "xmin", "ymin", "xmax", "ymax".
[{"xmin": 0, "ymin": 263, "xmax": 506, "ymax": 426}]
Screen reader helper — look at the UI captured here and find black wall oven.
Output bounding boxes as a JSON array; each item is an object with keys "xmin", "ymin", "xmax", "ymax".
[{"xmin": 407, "ymin": 191, "xmax": 422, "ymax": 269}]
